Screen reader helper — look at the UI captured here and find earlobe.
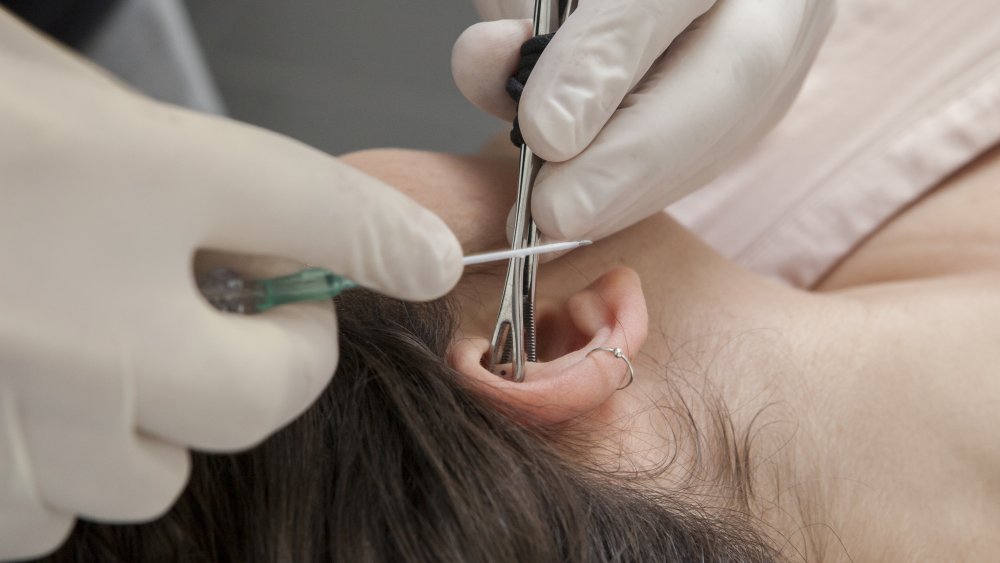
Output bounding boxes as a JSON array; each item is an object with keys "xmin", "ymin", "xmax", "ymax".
[{"xmin": 449, "ymin": 267, "xmax": 648, "ymax": 425}]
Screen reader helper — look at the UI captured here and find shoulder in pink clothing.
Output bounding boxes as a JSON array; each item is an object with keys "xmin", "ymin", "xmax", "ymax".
[{"xmin": 668, "ymin": 0, "xmax": 1000, "ymax": 288}]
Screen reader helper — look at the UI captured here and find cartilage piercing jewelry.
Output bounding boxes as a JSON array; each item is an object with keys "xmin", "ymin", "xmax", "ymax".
[{"xmin": 587, "ymin": 347, "xmax": 636, "ymax": 390}]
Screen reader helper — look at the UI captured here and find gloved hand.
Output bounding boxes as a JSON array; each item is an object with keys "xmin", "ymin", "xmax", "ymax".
[
  {"xmin": 453, "ymin": 0, "xmax": 835, "ymax": 242},
  {"xmin": 0, "ymin": 10, "xmax": 461, "ymax": 560}
]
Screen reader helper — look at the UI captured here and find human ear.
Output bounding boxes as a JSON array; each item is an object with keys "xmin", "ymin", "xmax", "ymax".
[{"xmin": 449, "ymin": 267, "xmax": 648, "ymax": 425}]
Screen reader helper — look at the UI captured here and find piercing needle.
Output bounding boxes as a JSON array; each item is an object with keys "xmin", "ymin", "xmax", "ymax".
[{"xmin": 199, "ymin": 240, "xmax": 592, "ymax": 314}]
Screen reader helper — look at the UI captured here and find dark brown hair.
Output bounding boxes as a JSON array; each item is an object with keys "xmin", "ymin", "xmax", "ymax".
[{"xmin": 41, "ymin": 290, "xmax": 780, "ymax": 562}]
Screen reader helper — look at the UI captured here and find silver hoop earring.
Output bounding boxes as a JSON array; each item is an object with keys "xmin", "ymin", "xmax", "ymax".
[{"xmin": 587, "ymin": 346, "xmax": 635, "ymax": 390}]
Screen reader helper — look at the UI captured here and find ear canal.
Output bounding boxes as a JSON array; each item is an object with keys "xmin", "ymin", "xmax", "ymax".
[{"xmin": 449, "ymin": 266, "xmax": 648, "ymax": 425}]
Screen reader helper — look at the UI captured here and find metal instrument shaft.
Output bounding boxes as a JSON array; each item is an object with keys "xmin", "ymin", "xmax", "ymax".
[{"xmin": 487, "ymin": 0, "xmax": 578, "ymax": 382}]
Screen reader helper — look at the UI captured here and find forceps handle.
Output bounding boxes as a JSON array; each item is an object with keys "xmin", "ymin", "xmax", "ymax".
[{"xmin": 488, "ymin": 0, "xmax": 575, "ymax": 381}]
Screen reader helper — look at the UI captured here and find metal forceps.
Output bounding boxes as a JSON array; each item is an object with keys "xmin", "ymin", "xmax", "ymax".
[{"xmin": 488, "ymin": 0, "xmax": 577, "ymax": 382}]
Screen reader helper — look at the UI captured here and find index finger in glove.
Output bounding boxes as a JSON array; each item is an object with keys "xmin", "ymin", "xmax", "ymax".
[
  {"xmin": 452, "ymin": 19, "xmax": 534, "ymax": 122},
  {"xmin": 0, "ymin": 389, "xmax": 74, "ymax": 560},
  {"xmin": 180, "ymin": 113, "xmax": 463, "ymax": 302},
  {"xmin": 530, "ymin": 1, "xmax": 825, "ymax": 242},
  {"xmin": 519, "ymin": 0, "xmax": 716, "ymax": 162},
  {"xmin": 134, "ymin": 299, "xmax": 339, "ymax": 451}
]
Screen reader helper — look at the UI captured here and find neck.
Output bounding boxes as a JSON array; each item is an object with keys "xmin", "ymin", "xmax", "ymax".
[{"xmin": 544, "ymin": 212, "xmax": 866, "ymax": 556}]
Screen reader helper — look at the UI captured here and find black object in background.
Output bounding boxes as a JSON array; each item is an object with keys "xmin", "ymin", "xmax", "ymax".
[{"xmin": 1, "ymin": 0, "xmax": 120, "ymax": 47}]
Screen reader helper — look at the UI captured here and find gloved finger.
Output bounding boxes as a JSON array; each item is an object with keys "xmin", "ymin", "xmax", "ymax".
[
  {"xmin": 7, "ymin": 343, "xmax": 192, "ymax": 522},
  {"xmin": 519, "ymin": 0, "xmax": 716, "ymax": 162},
  {"xmin": 187, "ymin": 115, "xmax": 462, "ymax": 302},
  {"xmin": 0, "ymin": 391, "xmax": 75, "ymax": 560},
  {"xmin": 530, "ymin": 1, "xmax": 813, "ymax": 241},
  {"xmin": 0, "ymin": 508, "xmax": 73, "ymax": 560},
  {"xmin": 134, "ymin": 299, "xmax": 338, "ymax": 451},
  {"xmin": 452, "ymin": 19, "xmax": 533, "ymax": 122},
  {"xmin": 29, "ymin": 431, "xmax": 190, "ymax": 522},
  {"xmin": 0, "ymin": 509, "xmax": 72, "ymax": 560}
]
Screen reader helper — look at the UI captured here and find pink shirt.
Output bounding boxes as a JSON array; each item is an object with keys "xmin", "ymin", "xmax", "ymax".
[{"xmin": 669, "ymin": 0, "xmax": 1000, "ymax": 288}]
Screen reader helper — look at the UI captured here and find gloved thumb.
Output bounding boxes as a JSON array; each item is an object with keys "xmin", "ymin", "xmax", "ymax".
[{"xmin": 452, "ymin": 19, "xmax": 533, "ymax": 124}]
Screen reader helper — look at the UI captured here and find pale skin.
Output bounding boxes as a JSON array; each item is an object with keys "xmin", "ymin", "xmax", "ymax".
[{"xmin": 341, "ymin": 142, "xmax": 1000, "ymax": 561}]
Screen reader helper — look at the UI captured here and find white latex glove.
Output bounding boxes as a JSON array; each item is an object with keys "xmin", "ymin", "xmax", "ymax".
[
  {"xmin": 453, "ymin": 0, "xmax": 835, "ymax": 242},
  {"xmin": 0, "ymin": 10, "xmax": 461, "ymax": 560}
]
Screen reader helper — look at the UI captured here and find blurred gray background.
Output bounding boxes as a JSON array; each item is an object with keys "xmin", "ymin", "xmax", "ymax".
[{"xmin": 182, "ymin": 0, "xmax": 502, "ymax": 155}]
